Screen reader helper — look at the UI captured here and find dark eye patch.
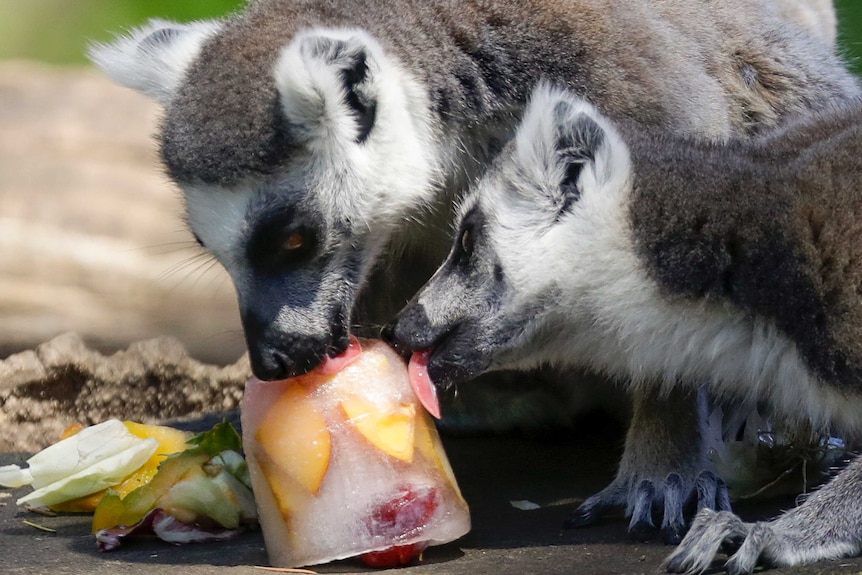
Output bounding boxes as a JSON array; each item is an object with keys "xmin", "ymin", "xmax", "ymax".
[
  {"xmin": 246, "ymin": 206, "xmax": 318, "ymax": 274},
  {"xmin": 454, "ymin": 207, "xmax": 484, "ymax": 263}
]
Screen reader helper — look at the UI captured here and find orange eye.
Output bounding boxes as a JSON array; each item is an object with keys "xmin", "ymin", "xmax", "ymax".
[{"xmin": 284, "ymin": 232, "xmax": 304, "ymax": 251}]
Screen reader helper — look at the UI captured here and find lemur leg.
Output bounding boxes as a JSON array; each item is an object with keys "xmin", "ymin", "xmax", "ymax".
[
  {"xmin": 665, "ymin": 454, "xmax": 862, "ymax": 575},
  {"xmin": 567, "ymin": 385, "xmax": 730, "ymax": 544}
]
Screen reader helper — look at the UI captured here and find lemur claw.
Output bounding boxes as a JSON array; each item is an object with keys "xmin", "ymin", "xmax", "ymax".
[{"xmin": 567, "ymin": 470, "xmax": 731, "ymax": 545}]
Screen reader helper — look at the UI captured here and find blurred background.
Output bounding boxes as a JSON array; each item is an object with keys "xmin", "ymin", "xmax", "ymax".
[
  {"xmin": 0, "ymin": 0, "xmax": 859, "ymax": 70},
  {"xmin": 0, "ymin": 1, "xmax": 248, "ymax": 364},
  {"xmin": 0, "ymin": 1, "xmax": 859, "ymax": 366}
]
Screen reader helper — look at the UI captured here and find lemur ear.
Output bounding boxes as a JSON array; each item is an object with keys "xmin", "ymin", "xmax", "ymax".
[
  {"xmin": 275, "ymin": 30, "xmax": 379, "ymax": 144},
  {"xmin": 88, "ymin": 19, "xmax": 222, "ymax": 105},
  {"xmin": 514, "ymin": 83, "xmax": 627, "ymax": 216},
  {"xmin": 553, "ymin": 100, "xmax": 606, "ymax": 205}
]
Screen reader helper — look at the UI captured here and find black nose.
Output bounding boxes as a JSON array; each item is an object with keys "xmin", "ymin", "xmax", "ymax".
[
  {"xmin": 382, "ymin": 302, "xmax": 448, "ymax": 359},
  {"xmin": 380, "ymin": 321, "xmax": 411, "ymax": 359},
  {"xmin": 248, "ymin": 338, "xmax": 325, "ymax": 381},
  {"xmin": 242, "ymin": 311, "xmax": 328, "ymax": 380}
]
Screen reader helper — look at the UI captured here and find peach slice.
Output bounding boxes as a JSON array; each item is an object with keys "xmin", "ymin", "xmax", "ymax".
[
  {"xmin": 340, "ymin": 396, "xmax": 416, "ymax": 463},
  {"xmin": 256, "ymin": 384, "xmax": 331, "ymax": 495}
]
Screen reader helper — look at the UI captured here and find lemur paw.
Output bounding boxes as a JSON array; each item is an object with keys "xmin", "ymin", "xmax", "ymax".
[
  {"xmin": 566, "ymin": 470, "xmax": 731, "ymax": 544},
  {"xmin": 663, "ymin": 509, "xmax": 754, "ymax": 574},
  {"xmin": 664, "ymin": 501, "xmax": 862, "ymax": 575}
]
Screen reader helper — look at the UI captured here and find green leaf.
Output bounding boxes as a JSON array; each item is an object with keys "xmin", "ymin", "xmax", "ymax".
[
  {"xmin": 92, "ymin": 420, "xmax": 253, "ymax": 533},
  {"xmin": 185, "ymin": 420, "xmax": 242, "ymax": 457}
]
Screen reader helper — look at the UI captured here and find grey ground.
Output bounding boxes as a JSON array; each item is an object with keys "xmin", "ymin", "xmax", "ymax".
[{"xmin": 4, "ymin": 423, "xmax": 862, "ymax": 575}]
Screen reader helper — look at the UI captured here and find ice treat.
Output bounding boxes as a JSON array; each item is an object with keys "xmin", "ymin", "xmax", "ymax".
[{"xmin": 242, "ymin": 337, "xmax": 471, "ymax": 568}]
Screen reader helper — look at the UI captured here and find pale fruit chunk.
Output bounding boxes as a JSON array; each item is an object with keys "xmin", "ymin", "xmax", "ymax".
[
  {"xmin": 340, "ymin": 396, "xmax": 416, "ymax": 463},
  {"xmin": 256, "ymin": 454, "xmax": 306, "ymax": 519},
  {"xmin": 256, "ymin": 384, "xmax": 331, "ymax": 495},
  {"xmin": 51, "ymin": 421, "xmax": 192, "ymax": 512}
]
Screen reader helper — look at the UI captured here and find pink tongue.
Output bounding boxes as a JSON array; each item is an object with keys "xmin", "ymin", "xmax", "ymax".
[
  {"xmin": 315, "ymin": 335, "xmax": 363, "ymax": 375},
  {"xmin": 408, "ymin": 350, "xmax": 441, "ymax": 419}
]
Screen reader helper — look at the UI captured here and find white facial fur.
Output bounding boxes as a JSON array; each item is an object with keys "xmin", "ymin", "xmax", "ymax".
[{"xmin": 180, "ymin": 26, "xmax": 441, "ymax": 271}]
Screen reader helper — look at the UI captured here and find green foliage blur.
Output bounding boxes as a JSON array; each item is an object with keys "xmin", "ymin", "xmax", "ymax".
[
  {"xmin": 0, "ymin": 0, "xmax": 243, "ymax": 65},
  {"xmin": 837, "ymin": 0, "xmax": 862, "ymax": 76},
  {"xmin": 0, "ymin": 0, "xmax": 859, "ymax": 76}
]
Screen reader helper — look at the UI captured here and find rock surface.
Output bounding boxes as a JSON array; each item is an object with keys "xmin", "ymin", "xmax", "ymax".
[{"xmin": 0, "ymin": 332, "xmax": 249, "ymax": 452}]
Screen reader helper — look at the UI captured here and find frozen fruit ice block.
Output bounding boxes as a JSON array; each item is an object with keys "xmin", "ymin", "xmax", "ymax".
[{"xmin": 241, "ymin": 338, "xmax": 471, "ymax": 568}]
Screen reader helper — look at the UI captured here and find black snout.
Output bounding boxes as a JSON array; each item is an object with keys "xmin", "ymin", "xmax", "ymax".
[
  {"xmin": 383, "ymin": 301, "xmax": 447, "ymax": 355},
  {"xmin": 242, "ymin": 308, "xmax": 351, "ymax": 380},
  {"xmin": 245, "ymin": 322, "xmax": 328, "ymax": 381}
]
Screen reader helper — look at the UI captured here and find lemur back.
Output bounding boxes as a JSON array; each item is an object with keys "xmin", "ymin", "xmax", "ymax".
[{"xmin": 628, "ymin": 105, "xmax": 862, "ymax": 398}]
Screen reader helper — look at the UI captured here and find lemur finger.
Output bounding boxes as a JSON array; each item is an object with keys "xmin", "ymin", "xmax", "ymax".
[
  {"xmin": 565, "ymin": 494, "xmax": 615, "ymax": 528},
  {"xmin": 725, "ymin": 523, "xmax": 771, "ymax": 575},
  {"xmin": 661, "ymin": 473, "xmax": 687, "ymax": 545},
  {"xmin": 628, "ymin": 479, "xmax": 658, "ymax": 541},
  {"xmin": 692, "ymin": 470, "xmax": 732, "ymax": 515},
  {"xmin": 564, "ymin": 483, "xmax": 624, "ymax": 528},
  {"xmin": 715, "ymin": 477, "xmax": 731, "ymax": 512},
  {"xmin": 664, "ymin": 508, "xmax": 727, "ymax": 574}
]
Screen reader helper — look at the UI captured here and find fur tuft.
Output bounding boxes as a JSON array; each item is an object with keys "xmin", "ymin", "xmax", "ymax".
[{"xmin": 509, "ymin": 83, "xmax": 631, "ymax": 219}]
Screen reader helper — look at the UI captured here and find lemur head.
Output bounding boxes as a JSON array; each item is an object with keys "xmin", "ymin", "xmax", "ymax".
[
  {"xmin": 90, "ymin": 19, "xmax": 437, "ymax": 380},
  {"xmin": 387, "ymin": 83, "xmax": 632, "ymax": 390}
]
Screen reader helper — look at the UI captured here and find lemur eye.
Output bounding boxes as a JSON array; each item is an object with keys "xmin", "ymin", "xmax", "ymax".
[
  {"xmin": 280, "ymin": 227, "xmax": 316, "ymax": 260},
  {"xmin": 284, "ymin": 232, "xmax": 304, "ymax": 251},
  {"xmin": 247, "ymin": 209, "xmax": 318, "ymax": 273},
  {"xmin": 460, "ymin": 226, "xmax": 473, "ymax": 255}
]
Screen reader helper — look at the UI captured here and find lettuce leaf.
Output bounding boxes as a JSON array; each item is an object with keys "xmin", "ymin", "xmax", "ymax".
[{"xmin": 92, "ymin": 420, "xmax": 257, "ymax": 548}]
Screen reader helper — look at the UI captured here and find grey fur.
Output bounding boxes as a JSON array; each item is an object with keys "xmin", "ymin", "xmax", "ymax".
[
  {"xmin": 627, "ymin": 106, "xmax": 862, "ymax": 392},
  {"xmin": 91, "ymin": 0, "xmax": 860, "ymax": 547},
  {"xmin": 159, "ymin": 0, "xmax": 858, "ymax": 185},
  {"xmin": 391, "ymin": 86, "xmax": 862, "ymax": 572}
]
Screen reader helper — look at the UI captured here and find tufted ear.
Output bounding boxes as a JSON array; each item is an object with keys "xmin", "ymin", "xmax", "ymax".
[
  {"xmin": 274, "ymin": 29, "xmax": 381, "ymax": 144},
  {"xmin": 512, "ymin": 83, "xmax": 628, "ymax": 216},
  {"xmin": 88, "ymin": 19, "xmax": 222, "ymax": 105}
]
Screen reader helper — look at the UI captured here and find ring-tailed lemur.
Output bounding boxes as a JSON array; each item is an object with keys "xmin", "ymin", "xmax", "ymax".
[{"xmin": 387, "ymin": 83, "xmax": 862, "ymax": 573}]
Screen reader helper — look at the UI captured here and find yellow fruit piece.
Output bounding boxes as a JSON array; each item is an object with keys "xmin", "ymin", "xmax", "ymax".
[
  {"xmin": 254, "ymin": 451, "xmax": 306, "ymax": 520},
  {"xmin": 340, "ymin": 396, "xmax": 416, "ymax": 463},
  {"xmin": 256, "ymin": 385, "xmax": 332, "ymax": 495},
  {"xmin": 49, "ymin": 489, "xmax": 105, "ymax": 513},
  {"xmin": 414, "ymin": 412, "xmax": 461, "ymax": 496},
  {"xmin": 114, "ymin": 421, "xmax": 193, "ymax": 498},
  {"xmin": 59, "ymin": 423, "xmax": 85, "ymax": 441}
]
